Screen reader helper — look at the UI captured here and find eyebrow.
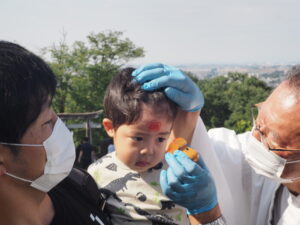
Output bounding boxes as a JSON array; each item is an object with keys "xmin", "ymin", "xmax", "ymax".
[{"xmin": 158, "ymin": 132, "xmax": 171, "ymax": 136}]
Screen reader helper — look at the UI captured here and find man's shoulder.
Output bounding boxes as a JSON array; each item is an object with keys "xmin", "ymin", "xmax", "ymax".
[
  {"xmin": 208, "ymin": 127, "xmax": 237, "ymax": 138},
  {"xmin": 208, "ymin": 127, "xmax": 250, "ymax": 144},
  {"xmin": 49, "ymin": 168, "xmax": 112, "ymax": 225},
  {"xmin": 51, "ymin": 168, "xmax": 101, "ymax": 203},
  {"xmin": 207, "ymin": 127, "xmax": 252, "ymax": 158}
]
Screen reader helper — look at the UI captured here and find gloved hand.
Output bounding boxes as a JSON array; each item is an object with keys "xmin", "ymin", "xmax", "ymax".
[
  {"xmin": 160, "ymin": 150, "xmax": 217, "ymax": 215},
  {"xmin": 132, "ymin": 63, "xmax": 204, "ymax": 112}
]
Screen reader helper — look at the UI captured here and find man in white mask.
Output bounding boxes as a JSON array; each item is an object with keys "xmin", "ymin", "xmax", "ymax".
[
  {"xmin": 133, "ymin": 63, "xmax": 300, "ymax": 225},
  {"xmin": 1, "ymin": 42, "xmax": 208, "ymax": 225},
  {"xmin": 0, "ymin": 41, "xmax": 76, "ymax": 225}
]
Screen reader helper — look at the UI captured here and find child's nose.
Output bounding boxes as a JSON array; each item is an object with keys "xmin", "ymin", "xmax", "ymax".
[{"xmin": 140, "ymin": 145, "xmax": 155, "ymax": 155}]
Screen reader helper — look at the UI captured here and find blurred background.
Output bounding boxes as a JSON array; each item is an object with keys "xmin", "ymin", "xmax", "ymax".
[{"xmin": 2, "ymin": 0, "xmax": 299, "ymax": 158}]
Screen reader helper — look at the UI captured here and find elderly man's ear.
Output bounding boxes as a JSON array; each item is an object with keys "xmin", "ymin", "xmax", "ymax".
[{"xmin": 102, "ymin": 118, "xmax": 115, "ymax": 138}]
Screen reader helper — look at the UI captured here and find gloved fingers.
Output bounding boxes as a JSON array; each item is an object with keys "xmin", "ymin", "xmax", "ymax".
[
  {"xmin": 173, "ymin": 150, "xmax": 205, "ymax": 177},
  {"xmin": 161, "ymin": 159, "xmax": 202, "ymax": 192},
  {"xmin": 160, "ymin": 169, "xmax": 193, "ymax": 199},
  {"xmin": 164, "ymin": 87, "xmax": 190, "ymax": 105},
  {"xmin": 141, "ymin": 75, "xmax": 172, "ymax": 91},
  {"xmin": 134, "ymin": 68, "xmax": 168, "ymax": 84},
  {"xmin": 168, "ymin": 191, "xmax": 198, "ymax": 202},
  {"xmin": 132, "ymin": 63, "xmax": 164, "ymax": 76},
  {"xmin": 197, "ymin": 156, "xmax": 209, "ymax": 171},
  {"xmin": 166, "ymin": 166, "xmax": 187, "ymax": 192},
  {"xmin": 140, "ymin": 68, "xmax": 190, "ymax": 92},
  {"xmin": 163, "ymin": 64, "xmax": 177, "ymax": 71},
  {"xmin": 165, "ymin": 152, "xmax": 187, "ymax": 181},
  {"xmin": 160, "ymin": 169, "xmax": 172, "ymax": 194},
  {"xmin": 162, "ymin": 185, "xmax": 197, "ymax": 202},
  {"xmin": 174, "ymin": 150, "xmax": 201, "ymax": 171},
  {"xmin": 165, "ymin": 152, "xmax": 202, "ymax": 183},
  {"xmin": 164, "ymin": 189, "xmax": 197, "ymax": 201}
]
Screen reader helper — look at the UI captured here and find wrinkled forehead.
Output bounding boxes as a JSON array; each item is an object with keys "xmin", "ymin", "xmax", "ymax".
[{"xmin": 262, "ymin": 82, "xmax": 300, "ymax": 118}]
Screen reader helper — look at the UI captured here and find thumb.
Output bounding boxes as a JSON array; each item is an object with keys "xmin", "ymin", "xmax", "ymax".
[{"xmin": 160, "ymin": 170, "xmax": 169, "ymax": 194}]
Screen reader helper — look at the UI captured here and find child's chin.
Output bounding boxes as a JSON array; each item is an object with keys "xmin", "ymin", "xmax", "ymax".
[
  {"xmin": 133, "ymin": 163, "xmax": 152, "ymax": 172},
  {"xmin": 135, "ymin": 168, "xmax": 149, "ymax": 173},
  {"xmin": 133, "ymin": 166, "xmax": 151, "ymax": 173}
]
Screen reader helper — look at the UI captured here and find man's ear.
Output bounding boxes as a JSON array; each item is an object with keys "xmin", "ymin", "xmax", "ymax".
[
  {"xmin": 0, "ymin": 162, "xmax": 6, "ymax": 176},
  {"xmin": 102, "ymin": 118, "xmax": 115, "ymax": 138},
  {"xmin": 0, "ymin": 149, "xmax": 7, "ymax": 176}
]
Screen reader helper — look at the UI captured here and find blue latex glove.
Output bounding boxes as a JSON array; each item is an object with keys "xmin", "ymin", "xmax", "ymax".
[
  {"xmin": 160, "ymin": 150, "xmax": 217, "ymax": 215},
  {"xmin": 132, "ymin": 63, "xmax": 204, "ymax": 112}
]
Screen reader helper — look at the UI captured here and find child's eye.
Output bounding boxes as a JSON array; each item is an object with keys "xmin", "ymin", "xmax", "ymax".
[
  {"xmin": 132, "ymin": 137, "xmax": 143, "ymax": 141},
  {"xmin": 157, "ymin": 137, "xmax": 166, "ymax": 143}
]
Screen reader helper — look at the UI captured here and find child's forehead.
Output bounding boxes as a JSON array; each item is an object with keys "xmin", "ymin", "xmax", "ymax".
[
  {"xmin": 147, "ymin": 120, "xmax": 161, "ymax": 132},
  {"xmin": 123, "ymin": 103, "xmax": 174, "ymax": 132},
  {"xmin": 129, "ymin": 117, "xmax": 173, "ymax": 133},
  {"xmin": 140, "ymin": 103, "xmax": 173, "ymax": 117},
  {"xmin": 126, "ymin": 121, "xmax": 171, "ymax": 134}
]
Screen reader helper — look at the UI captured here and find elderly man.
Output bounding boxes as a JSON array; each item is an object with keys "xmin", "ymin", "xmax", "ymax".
[{"xmin": 133, "ymin": 63, "xmax": 300, "ymax": 225}]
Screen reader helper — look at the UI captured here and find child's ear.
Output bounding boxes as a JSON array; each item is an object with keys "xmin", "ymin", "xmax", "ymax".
[{"xmin": 102, "ymin": 118, "xmax": 115, "ymax": 138}]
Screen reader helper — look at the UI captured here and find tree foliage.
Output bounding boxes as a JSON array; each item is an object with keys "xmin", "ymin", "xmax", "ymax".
[
  {"xmin": 42, "ymin": 31, "xmax": 272, "ymax": 147},
  {"xmin": 191, "ymin": 72, "xmax": 272, "ymax": 133},
  {"xmin": 43, "ymin": 31, "xmax": 144, "ymax": 113},
  {"xmin": 41, "ymin": 31, "xmax": 144, "ymax": 146}
]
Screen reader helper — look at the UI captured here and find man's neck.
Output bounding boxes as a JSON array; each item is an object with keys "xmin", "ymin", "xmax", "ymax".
[
  {"xmin": 39, "ymin": 195, "xmax": 55, "ymax": 225},
  {"xmin": 285, "ymin": 181, "xmax": 300, "ymax": 196},
  {"xmin": 0, "ymin": 179, "xmax": 45, "ymax": 225}
]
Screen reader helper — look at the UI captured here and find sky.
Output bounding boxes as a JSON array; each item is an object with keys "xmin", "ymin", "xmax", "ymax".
[{"xmin": 1, "ymin": 0, "xmax": 300, "ymax": 65}]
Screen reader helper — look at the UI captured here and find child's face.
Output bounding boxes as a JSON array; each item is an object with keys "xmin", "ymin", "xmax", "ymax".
[{"xmin": 106, "ymin": 104, "xmax": 173, "ymax": 172}]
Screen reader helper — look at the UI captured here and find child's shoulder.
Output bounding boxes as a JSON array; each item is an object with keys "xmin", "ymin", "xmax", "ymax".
[
  {"xmin": 87, "ymin": 152, "xmax": 119, "ymax": 185},
  {"xmin": 88, "ymin": 152, "xmax": 114, "ymax": 172}
]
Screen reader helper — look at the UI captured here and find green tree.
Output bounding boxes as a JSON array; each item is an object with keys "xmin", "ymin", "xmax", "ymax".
[
  {"xmin": 42, "ymin": 31, "xmax": 144, "ymax": 146},
  {"xmin": 191, "ymin": 72, "xmax": 272, "ymax": 133},
  {"xmin": 43, "ymin": 30, "xmax": 144, "ymax": 113},
  {"xmin": 224, "ymin": 72, "xmax": 271, "ymax": 131}
]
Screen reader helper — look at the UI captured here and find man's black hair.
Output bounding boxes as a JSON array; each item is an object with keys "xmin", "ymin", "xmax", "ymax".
[
  {"xmin": 103, "ymin": 67, "xmax": 177, "ymax": 129},
  {"xmin": 0, "ymin": 41, "xmax": 57, "ymax": 145}
]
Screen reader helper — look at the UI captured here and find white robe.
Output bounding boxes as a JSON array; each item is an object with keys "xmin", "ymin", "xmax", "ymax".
[{"xmin": 191, "ymin": 118, "xmax": 300, "ymax": 225}]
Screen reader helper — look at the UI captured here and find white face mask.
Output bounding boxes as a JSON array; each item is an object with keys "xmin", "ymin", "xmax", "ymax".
[
  {"xmin": 1, "ymin": 118, "xmax": 75, "ymax": 192},
  {"xmin": 245, "ymin": 133, "xmax": 300, "ymax": 183}
]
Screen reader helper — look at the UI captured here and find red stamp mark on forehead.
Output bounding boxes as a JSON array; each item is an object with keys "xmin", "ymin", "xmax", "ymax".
[{"xmin": 148, "ymin": 120, "xmax": 161, "ymax": 132}]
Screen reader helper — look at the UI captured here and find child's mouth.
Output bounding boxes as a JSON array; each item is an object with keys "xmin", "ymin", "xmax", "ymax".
[{"xmin": 135, "ymin": 161, "xmax": 150, "ymax": 167}]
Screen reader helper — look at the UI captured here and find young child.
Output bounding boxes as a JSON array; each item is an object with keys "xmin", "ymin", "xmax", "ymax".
[{"xmin": 88, "ymin": 67, "xmax": 190, "ymax": 225}]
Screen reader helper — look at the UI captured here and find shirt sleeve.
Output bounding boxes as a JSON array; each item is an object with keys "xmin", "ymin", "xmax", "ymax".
[{"xmin": 191, "ymin": 117, "xmax": 249, "ymax": 225}]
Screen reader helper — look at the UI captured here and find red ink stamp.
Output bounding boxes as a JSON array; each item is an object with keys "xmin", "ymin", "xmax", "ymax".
[{"xmin": 148, "ymin": 120, "xmax": 161, "ymax": 132}]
